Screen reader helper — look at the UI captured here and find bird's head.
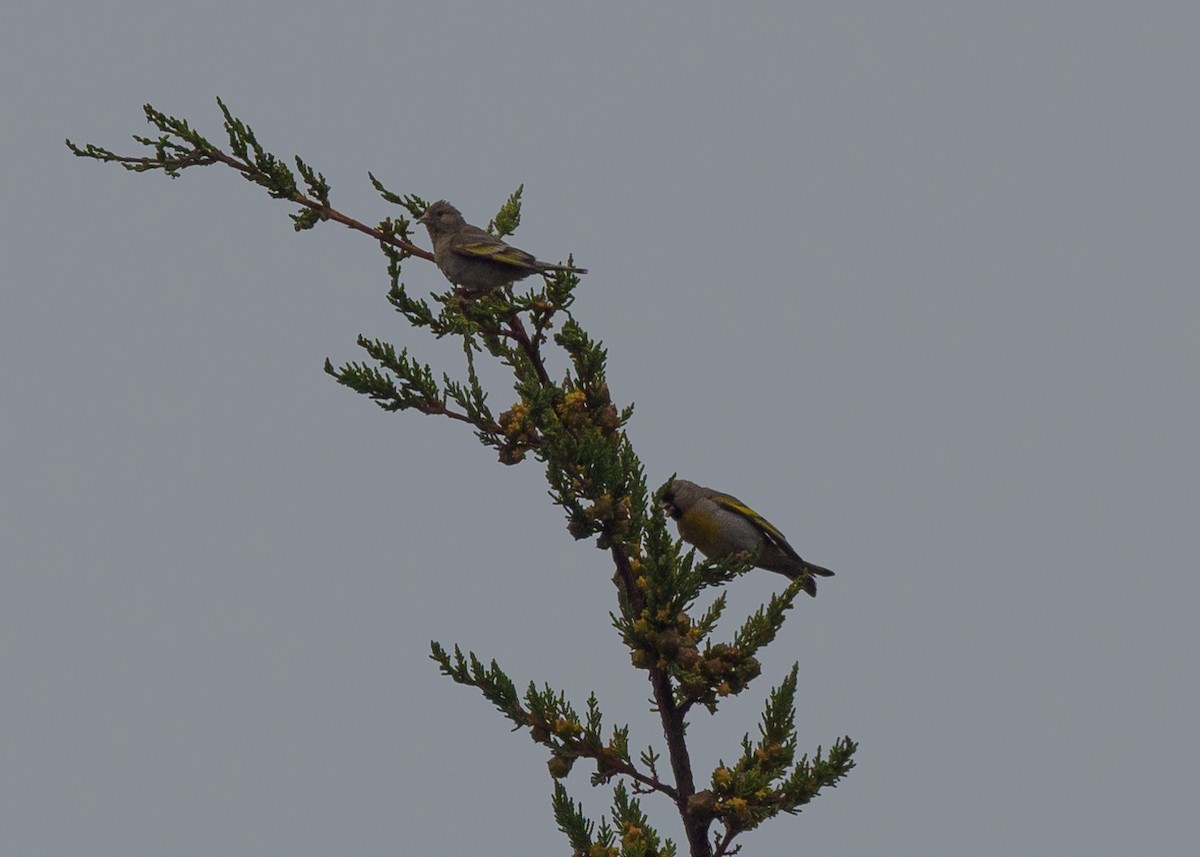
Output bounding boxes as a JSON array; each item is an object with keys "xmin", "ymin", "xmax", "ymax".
[
  {"xmin": 418, "ymin": 200, "xmax": 466, "ymax": 237},
  {"xmin": 659, "ymin": 478, "xmax": 703, "ymax": 520}
]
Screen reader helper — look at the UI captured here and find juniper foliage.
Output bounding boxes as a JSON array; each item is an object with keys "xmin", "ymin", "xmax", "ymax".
[{"xmin": 68, "ymin": 100, "xmax": 856, "ymax": 857}]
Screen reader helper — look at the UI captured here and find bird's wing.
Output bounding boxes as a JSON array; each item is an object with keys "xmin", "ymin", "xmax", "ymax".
[
  {"xmin": 709, "ymin": 493, "xmax": 802, "ymax": 560},
  {"xmin": 451, "ymin": 237, "xmax": 538, "ymax": 269}
]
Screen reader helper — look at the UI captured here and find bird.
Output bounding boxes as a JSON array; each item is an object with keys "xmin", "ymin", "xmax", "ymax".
[
  {"xmin": 418, "ymin": 200, "xmax": 587, "ymax": 296},
  {"xmin": 660, "ymin": 478, "xmax": 835, "ymax": 597}
]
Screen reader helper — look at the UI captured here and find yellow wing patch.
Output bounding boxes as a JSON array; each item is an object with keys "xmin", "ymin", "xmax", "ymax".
[
  {"xmin": 710, "ymin": 493, "xmax": 800, "ymax": 559},
  {"xmin": 457, "ymin": 240, "xmax": 535, "ymax": 267}
]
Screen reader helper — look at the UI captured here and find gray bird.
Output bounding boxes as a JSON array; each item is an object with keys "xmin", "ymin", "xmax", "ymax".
[
  {"xmin": 418, "ymin": 200, "xmax": 587, "ymax": 296},
  {"xmin": 660, "ymin": 478, "xmax": 835, "ymax": 597}
]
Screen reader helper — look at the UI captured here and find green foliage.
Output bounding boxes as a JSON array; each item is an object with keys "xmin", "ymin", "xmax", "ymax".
[
  {"xmin": 490, "ymin": 184, "xmax": 525, "ymax": 238},
  {"xmin": 705, "ymin": 667, "xmax": 857, "ymax": 841},
  {"xmin": 68, "ymin": 100, "xmax": 856, "ymax": 857},
  {"xmin": 367, "ymin": 171, "xmax": 426, "ymax": 217},
  {"xmin": 552, "ymin": 783, "xmax": 597, "ymax": 853},
  {"xmin": 552, "ymin": 781, "xmax": 680, "ymax": 857},
  {"xmin": 429, "ymin": 643, "xmax": 667, "ymax": 798}
]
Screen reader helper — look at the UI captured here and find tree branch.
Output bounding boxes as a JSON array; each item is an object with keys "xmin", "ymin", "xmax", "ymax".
[
  {"xmin": 612, "ymin": 542, "xmax": 713, "ymax": 857},
  {"xmin": 69, "ymin": 101, "xmax": 855, "ymax": 855}
]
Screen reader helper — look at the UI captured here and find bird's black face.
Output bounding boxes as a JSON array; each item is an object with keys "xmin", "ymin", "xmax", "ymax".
[
  {"xmin": 659, "ymin": 479, "xmax": 703, "ymax": 520},
  {"xmin": 660, "ymin": 485, "xmax": 681, "ymax": 520}
]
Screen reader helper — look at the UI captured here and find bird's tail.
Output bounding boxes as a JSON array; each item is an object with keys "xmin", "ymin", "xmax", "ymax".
[
  {"xmin": 790, "ymin": 561, "xmax": 834, "ymax": 597},
  {"xmin": 808, "ymin": 561, "xmax": 835, "ymax": 578},
  {"xmin": 542, "ymin": 263, "xmax": 588, "ymax": 275}
]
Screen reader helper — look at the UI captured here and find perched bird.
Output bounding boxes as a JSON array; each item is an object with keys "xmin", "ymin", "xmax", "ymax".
[
  {"xmin": 418, "ymin": 200, "xmax": 587, "ymax": 296},
  {"xmin": 660, "ymin": 479, "xmax": 835, "ymax": 597}
]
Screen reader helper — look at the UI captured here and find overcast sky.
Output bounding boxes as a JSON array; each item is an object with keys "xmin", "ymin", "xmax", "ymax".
[{"xmin": 4, "ymin": 4, "xmax": 1198, "ymax": 855}]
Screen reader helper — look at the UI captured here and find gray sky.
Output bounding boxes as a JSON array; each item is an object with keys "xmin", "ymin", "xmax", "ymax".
[{"xmin": 4, "ymin": 4, "xmax": 1198, "ymax": 855}]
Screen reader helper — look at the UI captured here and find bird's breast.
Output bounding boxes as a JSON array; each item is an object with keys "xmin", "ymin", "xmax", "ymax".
[{"xmin": 677, "ymin": 506, "xmax": 730, "ymax": 557}]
